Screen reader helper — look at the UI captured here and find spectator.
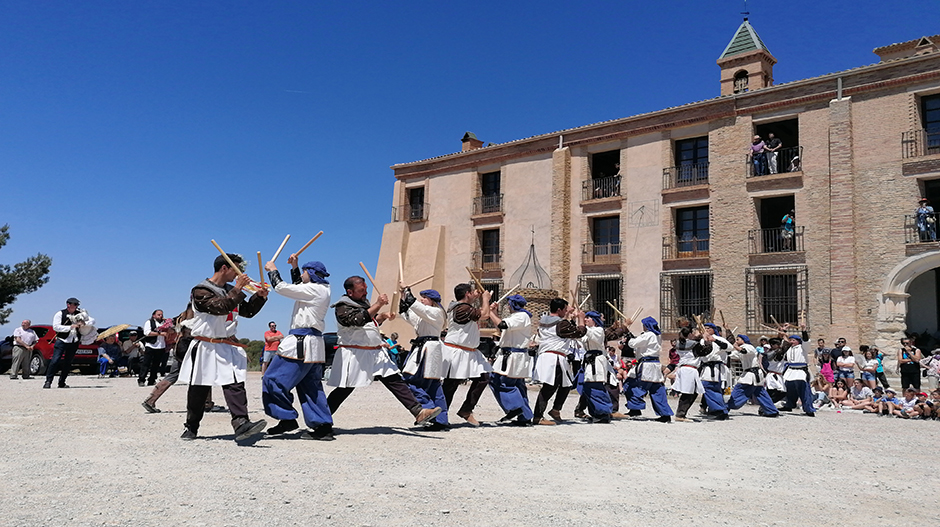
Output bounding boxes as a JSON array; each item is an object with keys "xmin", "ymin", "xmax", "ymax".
[
  {"xmin": 122, "ymin": 332, "xmax": 144, "ymax": 376},
  {"xmin": 913, "ymin": 391, "xmax": 934, "ymax": 419},
  {"xmin": 813, "ymin": 338, "xmax": 830, "ymax": 361},
  {"xmin": 828, "ymin": 378, "xmax": 849, "ymax": 407},
  {"xmin": 915, "ymin": 197, "xmax": 937, "ymax": 242},
  {"xmin": 857, "ymin": 386, "xmax": 885, "ymax": 413},
  {"xmin": 10, "ymin": 319, "xmax": 37, "ymax": 380},
  {"xmin": 765, "ymin": 132, "xmax": 782, "ymax": 174},
  {"xmin": 667, "ymin": 339, "xmax": 680, "ymax": 374},
  {"xmin": 878, "ymin": 388, "xmax": 899, "ymax": 416},
  {"xmin": 920, "ymin": 350, "xmax": 940, "ymax": 390},
  {"xmin": 898, "ymin": 338, "xmax": 923, "ymax": 390},
  {"xmin": 96, "ymin": 335, "xmax": 119, "ymax": 378},
  {"xmin": 384, "ymin": 332, "xmax": 406, "ymax": 371},
  {"xmin": 889, "ymin": 388, "xmax": 920, "ymax": 418},
  {"xmin": 261, "ymin": 321, "xmax": 283, "ymax": 375},
  {"xmin": 781, "ymin": 210, "xmax": 796, "ymax": 251},
  {"xmin": 874, "ymin": 346, "xmax": 890, "ymax": 389},
  {"xmin": 140, "ymin": 310, "xmax": 169, "ymax": 387},
  {"xmin": 835, "ymin": 347, "xmax": 856, "ymax": 383},
  {"xmin": 817, "ymin": 350, "xmax": 835, "ymax": 383},
  {"xmin": 749, "ymin": 135, "xmax": 767, "ymax": 176},
  {"xmin": 811, "ymin": 374, "xmax": 832, "ymax": 408},
  {"xmin": 860, "ymin": 349, "xmax": 879, "ymax": 389},
  {"xmin": 843, "ymin": 379, "xmax": 874, "ymax": 409}
]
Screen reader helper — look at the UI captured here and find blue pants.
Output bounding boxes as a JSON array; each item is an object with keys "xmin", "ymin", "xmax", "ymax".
[
  {"xmin": 727, "ymin": 383, "xmax": 778, "ymax": 415},
  {"xmin": 262, "ymin": 355, "xmax": 332, "ymax": 428},
  {"xmin": 489, "ymin": 373, "xmax": 533, "ymax": 421},
  {"xmin": 627, "ymin": 379, "xmax": 674, "ymax": 416},
  {"xmin": 98, "ymin": 357, "xmax": 110, "ymax": 376},
  {"xmin": 701, "ymin": 380, "xmax": 729, "ymax": 415},
  {"xmin": 404, "ymin": 374, "xmax": 448, "ymax": 425},
  {"xmin": 46, "ymin": 340, "xmax": 79, "ymax": 385},
  {"xmin": 784, "ymin": 379, "xmax": 816, "ymax": 414}
]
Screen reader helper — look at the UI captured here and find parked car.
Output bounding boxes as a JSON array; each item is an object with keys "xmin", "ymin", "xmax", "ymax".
[{"xmin": 0, "ymin": 325, "xmax": 99, "ymax": 376}]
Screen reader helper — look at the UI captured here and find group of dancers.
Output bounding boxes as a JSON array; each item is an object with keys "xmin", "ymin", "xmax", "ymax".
[{"xmin": 153, "ymin": 251, "xmax": 821, "ymax": 443}]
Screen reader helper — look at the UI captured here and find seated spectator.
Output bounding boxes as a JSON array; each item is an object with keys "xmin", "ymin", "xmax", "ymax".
[
  {"xmin": 97, "ymin": 335, "xmax": 118, "ymax": 378},
  {"xmin": 811, "ymin": 374, "xmax": 832, "ymax": 408},
  {"xmin": 829, "ymin": 379, "xmax": 849, "ymax": 407},
  {"xmin": 860, "ymin": 349, "xmax": 879, "ymax": 389},
  {"xmin": 914, "ymin": 391, "xmax": 935, "ymax": 420},
  {"xmin": 122, "ymin": 332, "xmax": 145, "ymax": 376},
  {"xmin": 858, "ymin": 386, "xmax": 885, "ymax": 413},
  {"xmin": 835, "ymin": 347, "xmax": 856, "ymax": 383},
  {"xmin": 888, "ymin": 388, "xmax": 921, "ymax": 418},
  {"xmin": 877, "ymin": 388, "xmax": 899, "ymax": 416},
  {"xmin": 842, "ymin": 379, "xmax": 874, "ymax": 409}
]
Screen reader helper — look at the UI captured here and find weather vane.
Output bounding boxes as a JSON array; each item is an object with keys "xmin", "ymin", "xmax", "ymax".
[{"xmin": 742, "ymin": 0, "xmax": 750, "ymax": 19}]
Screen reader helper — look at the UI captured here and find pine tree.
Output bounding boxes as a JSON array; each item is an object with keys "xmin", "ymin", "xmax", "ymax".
[{"xmin": 0, "ymin": 224, "xmax": 52, "ymax": 325}]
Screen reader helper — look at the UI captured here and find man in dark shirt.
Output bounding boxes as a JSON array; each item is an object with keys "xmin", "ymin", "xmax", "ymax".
[{"xmin": 765, "ymin": 132, "xmax": 782, "ymax": 174}]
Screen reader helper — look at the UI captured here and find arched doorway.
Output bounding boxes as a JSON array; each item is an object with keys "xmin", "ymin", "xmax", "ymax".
[{"xmin": 877, "ymin": 251, "xmax": 940, "ymax": 354}]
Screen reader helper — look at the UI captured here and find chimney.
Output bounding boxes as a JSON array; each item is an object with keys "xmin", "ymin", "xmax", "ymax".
[{"xmin": 461, "ymin": 131, "xmax": 484, "ymax": 152}]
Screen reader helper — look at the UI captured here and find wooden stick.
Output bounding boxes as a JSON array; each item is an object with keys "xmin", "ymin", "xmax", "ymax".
[
  {"xmin": 578, "ymin": 294, "xmax": 591, "ymax": 310},
  {"xmin": 761, "ymin": 323, "xmax": 782, "ymax": 333},
  {"xmin": 569, "ymin": 289, "xmax": 578, "ymax": 305},
  {"xmin": 295, "ymin": 231, "xmax": 323, "ymax": 257},
  {"xmin": 465, "ymin": 266, "xmax": 485, "ymax": 291},
  {"xmin": 719, "ymin": 310, "xmax": 727, "ymax": 332},
  {"xmin": 693, "ymin": 314, "xmax": 706, "ymax": 334},
  {"xmin": 730, "ymin": 327, "xmax": 738, "ymax": 337},
  {"xmin": 359, "ymin": 262, "xmax": 382, "ymax": 297},
  {"xmin": 398, "ymin": 253, "xmax": 404, "ymax": 286},
  {"xmin": 605, "ymin": 301, "xmax": 628, "ymax": 322},
  {"xmin": 211, "ymin": 240, "xmax": 244, "ymax": 276},
  {"xmin": 271, "ymin": 234, "xmax": 291, "ymax": 262},
  {"xmin": 404, "ymin": 274, "xmax": 434, "ymax": 289},
  {"xmin": 257, "ymin": 252, "xmax": 265, "ymax": 288},
  {"xmin": 631, "ymin": 307, "xmax": 642, "ymax": 322},
  {"xmin": 496, "ymin": 284, "xmax": 520, "ymax": 304}
]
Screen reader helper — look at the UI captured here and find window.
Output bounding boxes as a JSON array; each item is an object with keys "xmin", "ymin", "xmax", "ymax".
[
  {"xmin": 733, "ymin": 70, "xmax": 749, "ymax": 94},
  {"xmin": 745, "ymin": 266, "xmax": 809, "ymax": 331},
  {"xmin": 588, "ymin": 216, "xmax": 620, "ymax": 263},
  {"xmin": 674, "ymin": 136, "xmax": 708, "ymax": 184},
  {"xmin": 754, "ymin": 118, "xmax": 801, "ymax": 174},
  {"xmin": 924, "ymin": 94, "xmax": 940, "ymax": 154},
  {"xmin": 660, "ymin": 271, "xmax": 713, "ymax": 331},
  {"xmin": 408, "ymin": 187, "xmax": 425, "ymax": 221},
  {"xmin": 477, "ymin": 171, "xmax": 502, "ymax": 214},
  {"xmin": 588, "ymin": 150, "xmax": 621, "ymax": 199},
  {"xmin": 480, "ymin": 229, "xmax": 500, "ymax": 270},
  {"xmin": 577, "ymin": 273, "xmax": 623, "ymax": 324},
  {"xmin": 675, "ymin": 206, "xmax": 709, "ymax": 257}
]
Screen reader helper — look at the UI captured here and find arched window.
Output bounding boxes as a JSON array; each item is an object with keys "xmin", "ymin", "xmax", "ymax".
[{"xmin": 733, "ymin": 70, "xmax": 749, "ymax": 94}]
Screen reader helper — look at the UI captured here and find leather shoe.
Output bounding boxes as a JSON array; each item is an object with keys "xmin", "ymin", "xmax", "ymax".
[
  {"xmin": 457, "ymin": 411, "xmax": 480, "ymax": 427},
  {"xmin": 414, "ymin": 407, "xmax": 442, "ymax": 425},
  {"xmin": 301, "ymin": 425, "xmax": 335, "ymax": 441},
  {"xmin": 536, "ymin": 419, "xmax": 556, "ymax": 426},
  {"xmin": 233, "ymin": 419, "xmax": 267, "ymax": 441},
  {"xmin": 180, "ymin": 428, "xmax": 197, "ymax": 440},
  {"xmin": 574, "ymin": 410, "xmax": 587, "ymax": 419},
  {"xmin": 266, "ymin": 419, "xmax": 300, "ymax": 435},
  {"xmin": 610, "ymin": 412, "xmax": 628, "ymax": 419},
  {"xmin": 548, "ymin": 409, "xmax": 564, "ymax": 421},
  {"xmin": 141, "ymin": 401, "xmax": 161, "ymax": 414},
  {"xmin": 499, "ymin": 408, "xmax": 524, "ymax": 422}
]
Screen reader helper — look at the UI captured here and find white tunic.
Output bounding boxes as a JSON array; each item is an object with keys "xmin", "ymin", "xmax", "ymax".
[
  {"xmin": 783, "ymin": 343, "xmax": 812, "ymax": 382},
  {"xmin": 672, "ymin": 339, "xmax": 704, "ymax": 394},
  {"xmin": 730, "ymin": 343, "xmax": 765, "ymax": 386},
  {"xmin": 273, "ymin": 279, "xmax": 330, "ymax": 363},
  {"xmin": 401, "ymin": 301, "xmax": 446, "ymax": 379},
  {"xmin": 699, "ymin": 336, "xmax": 731, "ymax": 387},
  {"xmin": 179, "ymin": 280, "xmax": 252, "ymax": 386},
  {"xmin": 580, "ymin": 327, "xmax": 617, "ymax": 386},
  {"xmin": 764, "ymin": 350, "xmax": 787, "ymax": 391},
  {"xmin": 327, "ymin": 296, "xmax": 399, "ymax": 388},
  {"xmin": 533, "ymin": 315, "xmax": 580, "ymax": 387},
  {"xmin": 442, "ymin": 302, "xmax": 492, "ymax": 379},
  {"xmin": 626, "ymin": 331, "xmax": 664, "ymax": 383},
  {"xmin": 493, "ymin": 310, "xmax": 533, "ymax": 378}
]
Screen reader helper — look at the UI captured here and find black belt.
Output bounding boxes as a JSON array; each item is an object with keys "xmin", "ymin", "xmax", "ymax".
[
  {"xmin": 700, "ymin": 360, "xmax": 725, "ymax": 382},
  {"xmin": 583, "ymin": 350, "xmax": 604, "ymax": 376},
  {"xmin": 410, "ymin": 336, "xmax": 439, "ymax": 365}
]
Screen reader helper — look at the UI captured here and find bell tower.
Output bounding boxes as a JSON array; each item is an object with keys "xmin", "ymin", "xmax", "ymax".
[{"xmin": 717, "ymin": 18, "xmax": 776, "ymax": 96}]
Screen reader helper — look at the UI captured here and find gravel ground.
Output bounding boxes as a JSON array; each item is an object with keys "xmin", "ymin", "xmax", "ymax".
[{"xmin": 1, "ymin": 372, "xmax": 938, "ymax": 527}]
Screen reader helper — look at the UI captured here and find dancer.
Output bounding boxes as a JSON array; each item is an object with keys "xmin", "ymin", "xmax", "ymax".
[
  {"xmin": 398, "ymin": 286, "xmax": 449, "ymax": 431},
  {"xmin": 764, "ymin": 338, "xmax": 788, "ymax": 403},
  {"xmin": 326, "ymin": 276, "xmax": 441, "ymax": 428},
  {"xmin": 486, "ymin": 294, "xmax": 534, "ymax": 426},
  {"xmin": 726, "ymin": 334, "xmax": 779, "ymax": 417},
  {"xmin": 672, "ymin": 326, "xmax": 706, "ymax": 422},
  {"xmin": 441, "ymin": 283, "xmax": 492, "ymax": 426},
  {"xmin": 698, "ymin": 323, "xmax": 731, "ymax": 420},
  {"xmin": 262, "ymin": 255, "xmax": 334, "ymax": 440},
  {"xmin": 142, "ymin": 304, "xmax": 194, "ymax": 413},
  {"xmin": 624, "ymin": 317, "xmax": 673, "ymax": 422},
  {"xmin": 532, "ymin": 298, "xmax": 586, "ymax": 425},
  {"xmin": 779, "ymin": 330, "xmax": 816, "ymax": 416},
  {"xmin": 576, "ymin": 311, "xmax": 625, "ymax": 423},
  {"xmin": 178, "ymin": 254, "xmax": 269, "ymax": 441}
]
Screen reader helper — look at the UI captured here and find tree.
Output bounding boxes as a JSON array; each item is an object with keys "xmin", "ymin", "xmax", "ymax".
[
  {"xmin": 0, "ymin": 224, "xmax": 52, "ymax": 325},
  {"xmin": 239, "ymin": 338, "xmax": 265, "ymax": 370}
]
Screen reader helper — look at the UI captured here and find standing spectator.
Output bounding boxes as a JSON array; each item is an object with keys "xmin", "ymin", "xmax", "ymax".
[
  {"xmin": 835, "ymin": 347, "xmax": 857, "ymax": 383},
  {"xmin": 920, "ymin": 350, "xmax": 940, "ymax": 390},
  {"xmin": 140, "ymin": 310, "xmax": 169, "ymax": 387},
  {"xmin": 781, "ymin": 210, "xmax": 796, "ymax": 251},
  {"xmin": 860, "ymin": 349, "xmax": 879, "ymax": 389},
  {"xmin": 45, "ymin": 297, "xmax": 94, "ymax": 389},
  {"xmin": 915, "ymin": 198, "xmax": 937, "ymax": 242},
  {"xmin": 749, "ymin": 135, "xmax": 767, "ymax": 176},
  {"xmin": 817, "ymin": 350, "xmax": 835, "ymax": 383},
  {"xmin": 814, "ymin": 338, "xmax": 830, "ymax": 362},
  {"xmin": 261, "ymin": 321, "xmax": 283, "ymax": 375},
  {"xmin": 11, "ymin": 319, "xmax": 37, "ymax": 380},
  {"xmin": 765, "ymin": 132, "xmax": 782, "ymax": 174},
  {"xmin": 898, "ymin": 338, "xmax": 923, "ymax": 390},
  {"xmin": 874, "ymin": 346, "xmax": 890, "ymax": 389}
]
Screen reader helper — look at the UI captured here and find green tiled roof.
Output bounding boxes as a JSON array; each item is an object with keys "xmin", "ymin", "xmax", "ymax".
[{"xmin": 719, "ymin": 19, "xmax": 771, "ymax": 60}]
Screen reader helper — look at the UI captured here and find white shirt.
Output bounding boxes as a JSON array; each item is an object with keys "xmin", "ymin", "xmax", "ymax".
[
  {"xmin": 143, "ymin": 318, "xmax": 167, "ymax": 349},
  {"xmin": 13, "ymin": 327, "xmax": 38, "ymax": 347}
]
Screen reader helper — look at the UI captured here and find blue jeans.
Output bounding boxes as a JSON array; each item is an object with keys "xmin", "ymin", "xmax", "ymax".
[
  {"xmin": 752, "ymin": 153, "xmax": 766, "ymax": 176},
  {"xmin": 46, "ymin": 340, "xmax": 79, "ymax": 385}
]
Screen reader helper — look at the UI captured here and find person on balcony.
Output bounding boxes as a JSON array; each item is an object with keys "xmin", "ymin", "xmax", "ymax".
[
  {"xmin": 915, "ymin": 197, "xmax": 937, "ymax": 242},
  {"xmin": 749, "ymin": 135, "xmax": 767, "ymax": 176},
  {"xmin": 764, "ymin": 132, "xmax": 782, "ymax": 174},
  {"xmin": 781, "ymin": 210, "xmax": 796, "ymax": 251}
]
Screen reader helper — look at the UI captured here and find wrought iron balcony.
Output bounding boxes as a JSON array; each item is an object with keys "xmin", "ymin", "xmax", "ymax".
[
  {"xmin": 902, "ymin": 129, "xmax": 940, "ymax": 159},
  {"xmin": 745, "ymin": 145, "xmax": 803, "ymax": 177},
  {"xmin": 472, "ymin": 250, "xmax": 503, "ymax": 271},
  {"xmin": 391, "ymin": 202, "xmax": 429, "ymax": 222},
  {"xmin": 662, "ymin": 235, "xmax": 709, "ymax": 259},
  {"xmin": 905, "ymin": 213, "xmax": 940, "ymax": 244},
  {"xmin": 472, "ymin": 194, "xmax": 503, "ymax": 215},
  {"xmin": 582, "ymin": 243, "xmax": 621, "ymax": 265},
  {"xmin": 581, "ymin": 176, "xmax": 622, "ymax": 201},
  {"xmin": 662, "ymin": 163, "xmax": 709, "ymax": 189},
  {"xmin": 748, "ymin": 226, "xmax": 804, "ymax": 254}
]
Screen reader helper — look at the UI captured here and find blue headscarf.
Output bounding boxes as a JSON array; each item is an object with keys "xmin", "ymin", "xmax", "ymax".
[
  {"xmin": 507, "ymin": 294, "xmax": 532, "ymax": 317},
  {"xmin": 585, "ymin": 311, "xmax": 604, "ymax": 328},
  {"xmin": 642, "ymin": 316, "xmax": 661, "ymax": 335},
  {"xmin": 737, "ymin": 334, "xmax": 751, "ymax": 345},
  {"xmin": 703, "ymin": 322, "xmax": 721, "ymax": 336},
  {"xmin": 419, "ymin": 289, "xmax": 442, "ymax": 304},
  {"xmin": 302, "ymin": 261, "xmax": 329, "ymax": 284},
  {"xmin": 788, "ymin": 334, "xmax": 803, "ymax": 344}
]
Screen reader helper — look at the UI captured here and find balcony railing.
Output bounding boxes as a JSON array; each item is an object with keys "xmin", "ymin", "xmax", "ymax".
[
  {"xmin": 748, "ymin": 226, "xmax": 805, "ymax": 254},
  {"xmin": 391, "ymin": 202, "xmax": 429, "ymax": 222},
  {"xmin": 902, "ymin": 129, "xmax": 940, "ymax": 159},
  {"xmin": 662, "ymin": 163, "xmax": 709, "ymax": 189},
  {"xmin": 746, "ymin": 145, "xmax": 803, "ymax": 177},
  {"xmin": 472, "ymin": 194, "xmax": 503, "ymax": 215},
  {"xmin": 582, "ymin": 176, "xmax": 622, "ymax": 201},
  {"xmin": 905, "ymin": 213, "xmax": 940, "ymax": 244},
  {"xmin": 662, "ymin": 235, "xmax": 710, "ymax": 259},
  {"xmin": 472, "ymin": 250, "xmax": 503, "ymax": 271},
  {"xmin": 582, "ymin": 242, "xmax": 621, "ymax": 265}
]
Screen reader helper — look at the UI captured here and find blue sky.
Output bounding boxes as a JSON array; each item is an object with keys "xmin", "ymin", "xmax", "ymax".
[{"xmin": 1, "ymin": 1, "xmax": 936, "ymax": 338}]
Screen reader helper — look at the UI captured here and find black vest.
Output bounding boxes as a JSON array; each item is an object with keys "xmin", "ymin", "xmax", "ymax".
[{"xmin": 56, "ymin": 309, "xmax": 73, "ymax": 340}]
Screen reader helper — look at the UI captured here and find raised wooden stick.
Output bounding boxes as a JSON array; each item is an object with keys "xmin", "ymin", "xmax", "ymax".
[
  {"xmin": 631, "ymin": 307, "xmax": 643, "ymax": 322},
  {"xmin": 295, "ymin": 231, "xmax": 323, "ymax": 257},
  {"xmin": 398, "ymin": 253, "xmax": 404, "ymax": 286},
  {"xmin": 578, "ymin": 294, "xmax": 591, "ymax": 310},
  {"xmin": 693, "ymin": 314, "xmax": 706, "ymax": 334},
  {"xmin": 719, "ymin": 310, "xmax": 727, "ymax": 332},
  {"xmin": 496, "ymin": 284, "xmax": 520, "ymax": 304},
  {"xmin": 761, "ymin": 323, "xmax": 782, "ymax": 333},
  {"xmin": 358, "ymin": 262, "xmax": 382, "ymax": 297},
  {"xmin": 605, "ymin": 301, "xmax": 628, "ymax": 322},
  {"xmin": 404, "ymin": 274, "xmax": 434, "ymax": 289},
  {"xmin": 770, "ymin": 315, "xmax": 780, "ymax": 328},
  {"xmin": 465, "ymin": 266, "xmax": 485, "ymax": 291},
  {"xmin": 211, "ymin": 240, "xmax": 244, "ymax": 276},
  {"xmin": 390, "ymin": 253, "xmax": 404, "ymax": 315},
  {"xmin": 730, "ymin": 327, "xmax": 738, "ymax": 337},
  {"xmin": 271, "ymin": 234, "xmax": 291, "ymax": 262},
  {"xmin": 257, "ymin": 252, "xmax": 265, "ymax": 288}
]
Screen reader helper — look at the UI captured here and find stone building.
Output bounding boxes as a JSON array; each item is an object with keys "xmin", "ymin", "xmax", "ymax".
[{"xmin": 375, "ymin": 20, "xmax": 940, "ymax": 361}]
